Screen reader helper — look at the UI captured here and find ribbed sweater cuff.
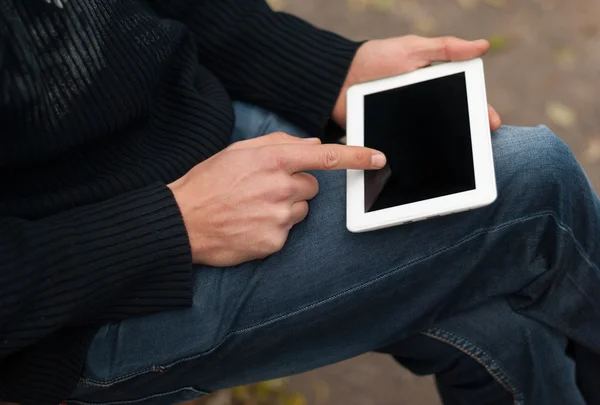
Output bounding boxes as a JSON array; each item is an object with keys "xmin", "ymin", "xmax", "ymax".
[
  {"xmin": 39, "ymin": 183, "xmax": 193, "ymax": 322},
  {"xmin": 1, "ymin": 184, "xmax": 192, "ymax": 405}
]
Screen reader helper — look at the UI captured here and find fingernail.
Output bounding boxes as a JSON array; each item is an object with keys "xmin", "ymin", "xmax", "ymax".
[
  {"xmin": 371, "ymin": 153, "xmax": 386, "ymax": 169},
  {"xmin": 302, "ymin": 137, "xmax": 321, "ymax": 142}
]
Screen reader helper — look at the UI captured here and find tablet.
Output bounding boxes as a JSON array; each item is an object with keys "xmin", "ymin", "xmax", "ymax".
[{"xmin": 346, "ymin": 58, "xmax": 497, "ymax": 233}]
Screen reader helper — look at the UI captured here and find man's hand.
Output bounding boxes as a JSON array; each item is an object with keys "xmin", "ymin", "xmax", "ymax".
[
  {"xmin": 168, "ymin": 133, "xmax": 386, "ymax": 266},
  {"xmin": 332, "ymin": 35, "xmax": 502, "ymax": 131}
]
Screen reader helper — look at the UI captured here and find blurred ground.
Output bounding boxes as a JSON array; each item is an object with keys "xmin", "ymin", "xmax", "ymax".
[{"xmin": 194, "ymin": 0, "xmax": 600, "ymax": 404}]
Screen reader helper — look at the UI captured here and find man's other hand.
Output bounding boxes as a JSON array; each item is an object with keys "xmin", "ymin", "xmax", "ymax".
[{"xmin": 332, "ymin": 35, "xmax": 502, "ymax": 131}]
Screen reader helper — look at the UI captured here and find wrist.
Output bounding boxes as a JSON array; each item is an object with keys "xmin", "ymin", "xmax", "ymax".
[
  {"xmin": 167, "ymin": 179, "xmax": 215, "ymax": 265},
  {"xmin": 166, "ymin": 180, "xmax": 194, "ymax": 253}
]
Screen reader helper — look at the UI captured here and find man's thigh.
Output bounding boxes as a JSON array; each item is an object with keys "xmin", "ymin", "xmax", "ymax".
[{"xmin": 70, "ymin": 103, "xmax": 595, "ymax": 404}]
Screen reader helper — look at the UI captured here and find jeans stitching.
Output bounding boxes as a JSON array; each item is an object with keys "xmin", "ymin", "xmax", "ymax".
[
  {"xmin": 421, "ymin": 329, "xmax": 523, "ymax": 405},
  {"xmin": 69, "ymin": 386, "xmax": 208, "ymax": 405},
  {"xmin": 80, "ymin": 209, "xmax": 594, "ymax": 387}
]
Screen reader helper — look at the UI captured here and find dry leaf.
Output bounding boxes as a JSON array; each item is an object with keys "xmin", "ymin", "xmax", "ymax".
[
  {"xmin": 232, "ymin": 386, "xmax": 251, "ymax": 402},
  {"xmin": 373, "ymin": 0, "xmax": 394, "ymax": 11},
  {"xmin": 585, "ymin": 138, "xmax": 600, "ymax": 163},
  {"xmin": 282, "ymin": 393, "xmax": 307, "ymax": 405},
  {"xmin": 546, "ymin": 102, "xmax": 577, "ymax": 128},
  {"xmin": 487, "ymin": 34, "xmax": 509, "ymax": 51}
]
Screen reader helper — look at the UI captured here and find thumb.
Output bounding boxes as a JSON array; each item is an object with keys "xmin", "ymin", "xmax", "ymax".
[{"xmin": 413, "ymin": 36, "xmax": 490, "ymax": 62}]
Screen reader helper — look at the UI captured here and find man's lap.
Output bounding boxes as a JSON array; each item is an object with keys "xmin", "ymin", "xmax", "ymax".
[{"xmin": 69, "ymin": 102, "xmax": 598, "ymax": 405}]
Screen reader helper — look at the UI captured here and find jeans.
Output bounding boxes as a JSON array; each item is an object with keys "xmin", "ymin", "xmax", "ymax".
[{"xmin": 69, "ymin": 102, "xmax": 600, "ymax": 405}]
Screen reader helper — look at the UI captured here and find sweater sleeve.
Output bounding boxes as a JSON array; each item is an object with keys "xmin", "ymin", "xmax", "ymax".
[
  {"xmin": 0, "ymin": 183, "xmax": 192, "ymax": 361},
  {"xmin": 149, "ymin": 0, "xmax": 363, "ymax": 134}
]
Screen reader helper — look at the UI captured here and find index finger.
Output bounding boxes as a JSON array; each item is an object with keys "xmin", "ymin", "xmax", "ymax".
[
  {"xmin": 228, "ymin": 132, "xmax": 320, "ymax": 151},
  {"xmin": 277, "ymin": 143, "xmax": 387, "ymax": 173}
]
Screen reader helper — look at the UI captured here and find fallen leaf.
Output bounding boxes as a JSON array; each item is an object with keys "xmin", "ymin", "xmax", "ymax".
[
  {"xmin": 282, "ymin": 393, "xmax": 307, "ymax": 405},
  {"xmin": 374, "ymin": 0, "xmax": 394, "ymax": 11},
  {"xmin": 232, "ymin": 386, "xmax": 251, "ymax": 402},
  {"xmin": 487, "ymin": 34, "xmax": 510, "ymax": 51},
  {"xmin": 546, "ymin": 102, "xmax": 577, "ymax": 128},
  {"xmin": 585, "ymin": 138, "xmax": 600, "ymax": 163}
]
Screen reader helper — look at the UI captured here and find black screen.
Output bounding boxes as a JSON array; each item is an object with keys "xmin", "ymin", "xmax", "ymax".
[{"xmin": 364, "ymin": 72, "xmax": 476, "ymax": 213}]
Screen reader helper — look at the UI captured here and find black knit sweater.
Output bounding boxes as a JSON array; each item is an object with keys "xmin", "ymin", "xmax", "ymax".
[{"xmin": 0, "ymin": 0, "xmax": 360, "ymax": 403}]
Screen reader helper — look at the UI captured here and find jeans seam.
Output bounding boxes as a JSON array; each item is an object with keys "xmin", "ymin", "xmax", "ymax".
[
  {"xmin": 421, "ymin": 328, "xmax": 523, "ymax": 405},
  {"xmin": 80, "ymin": 209, "xmax": 593, "ymax": 387},
  {"xmin": 69, "ymin": 386, "xmax": 208, "ymax": 405}
]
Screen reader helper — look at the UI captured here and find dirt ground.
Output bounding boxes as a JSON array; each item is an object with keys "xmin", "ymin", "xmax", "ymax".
[
  {"xmin": 275, "ymin": 1, "xmax": 600, "ymax": 404},
  {"xmin": 197, "ymin": 1, "xmax": 600, "ymax": 404}
]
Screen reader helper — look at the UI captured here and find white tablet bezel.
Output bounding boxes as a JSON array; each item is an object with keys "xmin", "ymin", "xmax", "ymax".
[{"xmin": 346, "ymin": 58, "xmax": 497, "ymax": 233}]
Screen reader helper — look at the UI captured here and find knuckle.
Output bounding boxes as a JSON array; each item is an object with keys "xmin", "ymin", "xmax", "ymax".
[
  {"xmin": 299, "ymin": 201, "xmax": 309, "ymax": 216},
  {"xmin": 272, "ymin": 132, "xmax": 291, "ymax": 141},
  {"xmin": 320, "ymin": 148, "xmax": 340, "ymax": 169},
  {"xmin": 270, "ymin": 186, "xmax": 286, "ymax": 201},
  {"xmin": 275, "ymin": 207, "xmax": 293, "ymax": 225},
  {"xmin": 273, "ymin": 149, "xmax": 288, "ymax": 170},
  {"xmin": 266, "ymin": 233, "xmax": 286, "ymax": 253},
  {"xmin": 261, "ymin": 147, "xmax": 287, "ymax": 170},
  {"xmin": 277, "ymin": 178, "xmax": 295, "ymax": 199},
  {"xmin": 307, "ymin": 175, "xmax": 319, "ymax": 197},
  {"xmin": 258, "ymin": 147, "xmax": 273, "ymax": 161}
]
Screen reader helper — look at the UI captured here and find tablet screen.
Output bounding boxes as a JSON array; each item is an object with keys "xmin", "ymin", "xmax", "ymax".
[{"xmin": 364, "ymin": 72, "xmax": 476, "ymax": 213}]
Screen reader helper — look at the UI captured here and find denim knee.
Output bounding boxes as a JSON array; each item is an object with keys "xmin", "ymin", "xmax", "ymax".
[{"xmin": 492, "ymin": 125, "xmax": 586, "ymax": 214}]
